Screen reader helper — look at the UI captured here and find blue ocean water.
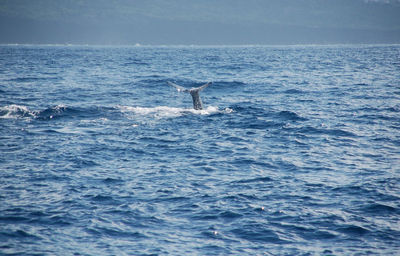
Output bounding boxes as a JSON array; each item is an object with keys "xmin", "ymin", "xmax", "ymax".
[{"xmin": 0, "ymin": 44, "xmax": 399, "ymax": 255}]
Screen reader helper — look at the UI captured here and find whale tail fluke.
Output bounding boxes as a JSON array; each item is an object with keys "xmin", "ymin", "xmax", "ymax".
[
  {"xmin": 192, "ymin": 82, "xmax": 212, "ymax": 92},
  {"xmin": 167, "ymin": 81, "xmax": 212, "ymax": 92},
  {"xmin": 167, "ymin": 81, "xmax": 212, "ymax": 110},
  {"xmin": 167, "ymin": 81, "xmax": 189, "ymax": 92}
]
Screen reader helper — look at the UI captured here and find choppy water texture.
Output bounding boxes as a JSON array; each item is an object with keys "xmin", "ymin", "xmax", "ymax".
[{"xmin": 1, "ymin": 45, "xmax": 400, "ymax": 255}]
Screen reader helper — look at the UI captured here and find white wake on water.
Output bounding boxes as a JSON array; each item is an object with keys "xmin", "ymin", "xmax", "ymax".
[
  {"xmin": 118, "ymin": 105, "xmax": 232, "ymax": 118},
  {"xmin": 0, "ymin": 104, "xmax": 233, "ymax": 120}
]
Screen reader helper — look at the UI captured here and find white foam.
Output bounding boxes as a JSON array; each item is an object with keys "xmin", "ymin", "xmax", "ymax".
[
  {"xmin": 118, "ymin": 105, "xmax": 228, "ymax": 118},
  {"xmin": 0, "ymin": 104, "xmax": 34, "ymax": 119}
]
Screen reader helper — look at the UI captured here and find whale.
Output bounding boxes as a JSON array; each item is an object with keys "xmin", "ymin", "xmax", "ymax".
[{"xmin": 167, "ymin": 81, "xmax": 212, "ymax": 110}]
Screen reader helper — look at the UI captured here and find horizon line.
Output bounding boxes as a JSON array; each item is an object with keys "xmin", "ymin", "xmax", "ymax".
[{"xmin": 2, "ymin": 43, "xmax": 400, "ymax": 48}]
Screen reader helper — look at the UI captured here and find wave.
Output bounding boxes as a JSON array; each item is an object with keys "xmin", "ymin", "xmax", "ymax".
[
  {"xmin": 284, "ymin": 89, "xmax": 305, "ymax": 94},
  {"xmin": 0, "ymin": 104, "xmax": 77, "ymax": 120},
  {"xmin": 35, "ymin": 105, "xmax": 73, "ymax": 120},
  {"xmin": 0, "ymin": 105, "xmax": 35, "ymax": 119},
  {"xmin": 0, "ymin": 104, "xmax": 113, "ymax": 121},
  {"xmin": 8, "ymin": 76, "xmax": 61, "ymax": 83},
  {"xmin": 357, "ymin": 105, "xmax": 400, "ymax": 113},
  {"xmin": 277, "ymin": 110, "xmax": 308, "ymax": 121},
  {"xmin": 34, "ymin": 105, "xmax": 109, "ymax": 121},
  {"xmin": 287, "ymin": 126, "xmax": 358, "ymax": 138},
  {"xmin": 124, "ymin": 57, "xmax": 149, "ymax": 66},
  {"xmin": 231, "ymin": 104, "xmax": 307, "ymax": 121},
  {"xmin": 212, "ymin": 81, "xmax": 247, "ymax": 88}
]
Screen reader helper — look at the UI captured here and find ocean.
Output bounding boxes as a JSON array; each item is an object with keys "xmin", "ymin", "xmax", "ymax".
[{"xmin": 1, "ymin": 44, "xmax": 399, "ymax": 255}]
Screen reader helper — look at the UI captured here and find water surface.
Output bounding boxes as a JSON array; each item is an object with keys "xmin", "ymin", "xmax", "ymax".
[{"xmin": 1, "ymin": 45, "xmax": 399, "ymax": 255}]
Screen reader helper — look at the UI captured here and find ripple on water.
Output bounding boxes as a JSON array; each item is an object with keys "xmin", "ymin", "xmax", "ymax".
[{"xmin": 1, "ymin": 45, "xmax": 400, "ymax": 255}]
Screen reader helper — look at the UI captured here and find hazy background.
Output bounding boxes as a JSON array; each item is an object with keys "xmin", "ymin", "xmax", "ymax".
[{"xmin": 1, "ymin": 0, "xmax": 400, "ymax": 45}]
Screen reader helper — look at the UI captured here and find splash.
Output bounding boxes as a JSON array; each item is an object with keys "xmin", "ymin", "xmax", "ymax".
[
  {"xmin": 118, "ymin": 105, "xmax": 230, "ymax": 118},
  {"xmin": 0, "ymin": 105, "xmax": 35, "ymax": 119},
  {"xmin": 0, "ymin": 104, "xmax": 232, "ymax": 121},
  {"xmin": 1, "ymin": 104, "xmax": 77, "ymax": 120}
]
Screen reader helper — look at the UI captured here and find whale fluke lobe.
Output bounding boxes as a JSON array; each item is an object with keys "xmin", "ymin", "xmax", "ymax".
[
  {"xmin": 167, "ymin": 81, "xmax": 189, "ymax": 92},
  {"xmin": 167, "ymin": 82, "xmax": 212, "ymax": 110}
]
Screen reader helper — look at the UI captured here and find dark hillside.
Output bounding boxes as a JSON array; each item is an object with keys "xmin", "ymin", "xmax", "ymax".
[{"xmin": 1, "ymin": 0, "xmax": 399, "ymax": 44}]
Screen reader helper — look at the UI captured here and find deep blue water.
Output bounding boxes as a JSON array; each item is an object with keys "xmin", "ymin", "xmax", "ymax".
[{"xmin": 1, "ymin": 45, "xmax": 400, "ymax": 255}]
